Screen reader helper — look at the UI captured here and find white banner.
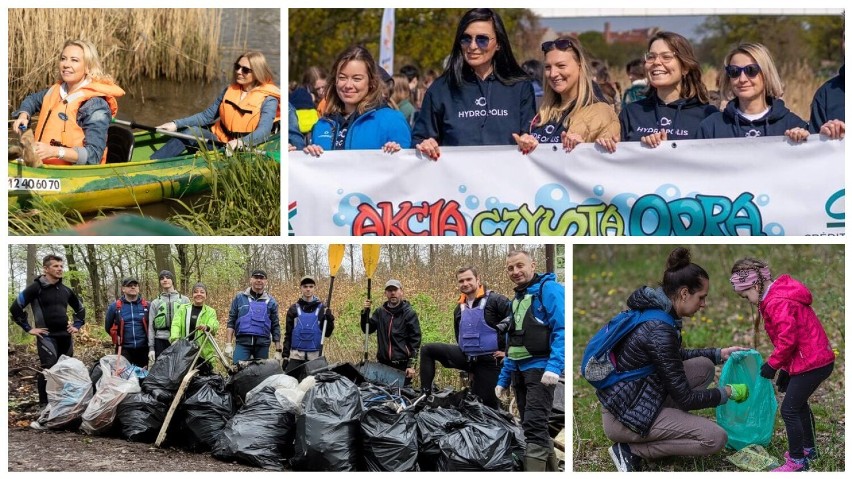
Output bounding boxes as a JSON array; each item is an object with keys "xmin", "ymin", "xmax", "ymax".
[
  {"xmin": 379, "ymin": 8, "xmax": 395, "ymax": 76},
  {"xmin": 288, "ymin": 137, "xmax": 844, "ymax": 236}
]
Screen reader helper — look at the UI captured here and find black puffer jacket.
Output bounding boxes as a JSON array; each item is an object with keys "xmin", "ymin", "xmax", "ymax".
[{"xmin": 598, "ymin": 287, "xmax": 723, "ymax": 437}]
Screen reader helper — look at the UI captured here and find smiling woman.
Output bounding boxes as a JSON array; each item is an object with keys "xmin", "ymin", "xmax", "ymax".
[
  {"xmin": 302, "ymin": 45, "xmax": 412, "ymax": 157},
  {"xmin": 11, "ymin": 39, "xmax": 125, "ymax": 167}
]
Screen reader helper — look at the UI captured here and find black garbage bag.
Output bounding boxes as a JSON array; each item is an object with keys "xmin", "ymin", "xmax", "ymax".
[
  {"xmin": 292, "ymin": 371, "xmax": 362, "ymax": 471},
  {"xmin": 437, "ymin": 421, "xmax": 514, "ymax": 471},
  {"xmin": 415, "ymin": 407, "xmax": 468, "ymax": 471},
  {"xmin": 226, "ymin": 359, "xmax": 283, "ymax": 405},
  {"xmin": 175, "ymin": 375, "xmax": 236, "ymax": 452},
  {"xmin": 460, "ymin": 395, "xmax": 526, "ymax": 469},
  {"xmin": 116, "ymin": 390, "xmax": 171, "ymax": 442},
  {"xmin": 142, "ymin": 339, "xmax": 199, "ymax": 393},
  {"xmin": 361, "ymin": 404, "xmax": 418, "ymax": 471},
  {"xmin": 212, "ymin": 386, "xmax": 297, "ymax": 470}
]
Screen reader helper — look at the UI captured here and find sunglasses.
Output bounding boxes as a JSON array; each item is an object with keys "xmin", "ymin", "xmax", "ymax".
[
  {"xmin": 725, "ymin": 64, "xmax": 761, "ymax": 79},
  {"xmin": 234, "ymin": 63, "xmax": 253, "ymax": 75},
  {"xmin": 460, "ymin": 34, "xmax": 493, "ymax": 50},
  {"xmin": 541, "ymin": 39, "xmax": 573, "ymax": 52}
]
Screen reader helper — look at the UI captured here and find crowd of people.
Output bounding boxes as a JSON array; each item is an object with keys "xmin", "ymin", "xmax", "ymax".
[
  {"xmin": 288, "ymin": 8, "xmax": 844, "ymax": 157},
  {"xmin": 11, "ymin": 250, "xmax": 565, "ymax": 471},
  {"xmin": 10, "ymin": 40, "xmax": 280, "ymax": 167}
]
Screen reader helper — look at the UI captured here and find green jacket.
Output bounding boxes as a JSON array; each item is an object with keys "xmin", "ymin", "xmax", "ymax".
[{"xmin": 170, "ymin": 303, "xmax": 219, "ymax": 365}]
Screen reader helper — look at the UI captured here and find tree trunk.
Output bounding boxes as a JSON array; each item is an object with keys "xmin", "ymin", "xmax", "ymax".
[
  {"xmin": 83, "ymin": 244, "xmax": 104, "ymax": 324},
  {"xmin": 26, "ymin": 244, "xmax": 37, "ymax": 283},
  {"xmin": 348, "ymin": 244, "xmax": 355, "ymax": 279},
  {"xmin": 545, "ymin": 244, "xmax": 555, "ymax": 274},
  {"xmin": 175, "ymin": 245, "xmax": 189, "ymax": 292}
]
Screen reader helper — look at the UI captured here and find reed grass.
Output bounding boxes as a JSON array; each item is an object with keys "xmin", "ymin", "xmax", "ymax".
[
  {"xmin": 8, "ymin": 9, "xmax": 222, "ymax": 111},
  {"xmin": 168, "ymin": 146, "xmax": 281, "ymax": 236},
  {"xmin": 8, "ymin": 194, "xmax": 86, "ymax": 235}
]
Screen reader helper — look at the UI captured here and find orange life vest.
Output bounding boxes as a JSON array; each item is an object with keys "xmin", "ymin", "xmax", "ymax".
[
  {"xmin": 34, "ymin": 80, "xmax": 125, "ymax": 165},
  {"xmin": 210, "ymin": 83, "xmax": 281, "ymax": 143}
]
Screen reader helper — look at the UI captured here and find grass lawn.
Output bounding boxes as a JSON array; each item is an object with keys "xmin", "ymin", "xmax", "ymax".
[{"xmin": 572, "ymin": 244, "xmax": 845, "ymax": 472}]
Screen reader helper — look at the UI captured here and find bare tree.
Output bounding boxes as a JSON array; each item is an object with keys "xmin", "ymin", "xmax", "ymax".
[
  {"xmin": 81, "ymin": 244, "xmax": 104, "ymax": 323},
  {"xmin": 63, "ymin": 245, "xmax": 82, "ymax": 295}
]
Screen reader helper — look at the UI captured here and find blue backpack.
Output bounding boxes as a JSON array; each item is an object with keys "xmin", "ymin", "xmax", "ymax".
[{"xmin": 581, "ymin": 308, "xmax": 676, "ymax": 390}]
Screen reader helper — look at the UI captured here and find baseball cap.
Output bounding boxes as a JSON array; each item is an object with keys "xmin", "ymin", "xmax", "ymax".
[
  {"xmin": 300, "ymin": 275, "xmax": 316, "ymax": 286},
  {"xmin": 158, "ymin": 270, "xmax": 174, "ymax": 280},
  {"xmin": 122, "ymin": 277, "xmax": 139, "ymax": 286},
  {"xmin": 379, "ymin": 66, "xmax": 393, "ymax": 86},
  {"xmin": 384, "ymin": 279, "xmax": 402, "ymax": 290},
  {"xmin": 251, "ymin": 269, "xmax": 267, "ymax": 278}
]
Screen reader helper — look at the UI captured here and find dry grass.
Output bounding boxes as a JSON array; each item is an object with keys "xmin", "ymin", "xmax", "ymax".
[{"xmin": 8, "ymin": 9, "xmax": 222, "ymax": 110}]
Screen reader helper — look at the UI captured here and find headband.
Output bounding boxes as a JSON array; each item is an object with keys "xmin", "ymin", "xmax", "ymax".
[{"xmin": 729, "ymin": 267, "xmax": 771, "ymax": 292}]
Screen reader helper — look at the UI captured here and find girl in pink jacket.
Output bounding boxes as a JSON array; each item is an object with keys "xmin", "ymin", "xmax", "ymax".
[{"xmin": 730, "ymin": 258, "xmax": 835, "ymax": 472}]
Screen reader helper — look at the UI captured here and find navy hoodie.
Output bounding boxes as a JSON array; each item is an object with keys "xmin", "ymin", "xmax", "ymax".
[
  {"xmin": 809, "ymin": 65, "xmax": 845, "ymax": 133},
  {"xmin": 697, "ymin": 97, "xmax": 807, "ymax": 139},
  {"xmin": 412, "ymin": 71, "xmax": 535, "ymax": 146},
  {"xmin": 619, "ymin": 93, "xmax": 718, "ymax": 142}
]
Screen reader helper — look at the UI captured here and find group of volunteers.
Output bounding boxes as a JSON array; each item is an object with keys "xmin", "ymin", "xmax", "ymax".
[
  {"xmin": 288, "ymin": 8, "xmax": 844, "ymax": 158},
  {"xmin": 10, "ymin": 250, "xmax": 565, "ymax": 472},
  {"xmin": 584, "ymin": 247, "xmax": 834, "ymax": 472},
  {"xmin": 10, "ymin": 39, "xmax": 280, "ymax": 167}
]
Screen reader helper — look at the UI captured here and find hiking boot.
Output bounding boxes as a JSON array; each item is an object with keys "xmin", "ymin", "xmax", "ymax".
[
  {"xmin": 772, "ymin": 455, "xmax": 807, "ymax": 472},
  {"xmin": 609, "ymin": 443, "xmax": 641, "ymax": 472},
  {"xmin": 29, "ymin": 420, "xmax": 46, "ymax": 431}
]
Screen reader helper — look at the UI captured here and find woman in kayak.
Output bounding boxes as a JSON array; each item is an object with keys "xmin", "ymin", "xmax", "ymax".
[
  {"xmin": 151, "ymin": 50, "xmax": 280, "ymax": 159},
  {"xmin": 11, "ymin": 39, "xmax": 125, "ymax": 166}
]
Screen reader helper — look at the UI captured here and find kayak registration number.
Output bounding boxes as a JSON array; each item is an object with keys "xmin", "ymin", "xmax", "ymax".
[{"xmin": 8, "ymin": 178, "xmax": 62, "ymax": 191}]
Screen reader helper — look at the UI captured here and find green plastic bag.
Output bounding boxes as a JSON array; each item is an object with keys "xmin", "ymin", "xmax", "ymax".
[{"xmin": 716, "ymin": 349, "xmax": 777, "ymax": 450}]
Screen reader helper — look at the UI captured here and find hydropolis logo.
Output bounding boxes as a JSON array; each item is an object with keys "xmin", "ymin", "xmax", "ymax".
[{"xmin": 458, "ymin": 96, "xmax": 508, "ymax": 118}]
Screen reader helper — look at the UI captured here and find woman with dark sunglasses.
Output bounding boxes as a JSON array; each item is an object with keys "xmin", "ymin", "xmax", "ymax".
[
  {"xmin": 513, "ymin": 37, "xmax": 619, "ymax": 154},
  {"xmin": 303, "ymin": 45, "xmax": 411, "ymax": 156},
  {"xmin": 697, "ymin": 43, "xmax": 808, "ymax": 142},
  {"xmin": 596, "ymin": 32, "xmax": 717, "ymax": 152},
  {"xmin": 151, "ymin": 51, "xmax": 280, "ymax": 159},
  {"xmin": 412, "ymin": 8, "xmax": 535, "ymax": 160}
]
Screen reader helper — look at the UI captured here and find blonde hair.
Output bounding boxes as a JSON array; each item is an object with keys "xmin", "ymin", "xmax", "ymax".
[
  {"xmin": 720, "ymin": 43, "xmax": 784, "ymax": 102},
  {"xmin": 60, "ymin": 39, "xmax": 114, "ymax": 83},
  {"xmin": 390, "ymin": 74, "xmax": 411, "ymax": 106},
  {"xmin": 537, "ymin": 37, "xmax": 598, "ymax": 127},
  {"xmin": 234, "ymin": 51, "xmax": 275, "ymax": 87}
]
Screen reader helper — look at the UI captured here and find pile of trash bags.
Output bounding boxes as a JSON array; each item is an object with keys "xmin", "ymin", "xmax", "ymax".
[{"xmin": 33, "ymin": 354, "xmax": 534, "ymax": 472}]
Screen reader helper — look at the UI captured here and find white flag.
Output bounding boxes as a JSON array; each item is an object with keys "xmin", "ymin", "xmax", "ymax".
[{"xmin": 379, "ymin": 8, "xmax": 395, "ymax": 76}]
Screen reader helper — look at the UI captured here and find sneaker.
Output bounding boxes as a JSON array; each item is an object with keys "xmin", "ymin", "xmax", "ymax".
[
  {"xmin": 609, "ymin": 443, "xmax": 641, "ymax": 472},
  {"xmin": 29, "ymin": 420, "xmax": 46, "ymax": 431},
  {"xmin": 772, "ymin": 455, "xmax": 807, "ymax": 472},
  {"xmin": 784, "ymin": 450, "xmax": 817, "ymax": 467}
]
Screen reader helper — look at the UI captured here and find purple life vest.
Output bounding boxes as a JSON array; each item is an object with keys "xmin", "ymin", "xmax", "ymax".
[
  {"xmin": 458, "ymin": 295, "xmax": 498, "ymax": 356},
  {"xmin": 292, "ymin": 304, "xmax": 323, "ymax": 352},
  {"xmin": 236, "ymin": 298, "xmax": 271, "ymax": 337}
]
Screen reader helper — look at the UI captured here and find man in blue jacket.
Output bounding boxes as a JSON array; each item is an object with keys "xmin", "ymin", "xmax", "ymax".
[
  {"xmin": 496, "ymin": 250, "xmax": 565, "ymax": 472},
  {"xmin": 105, "ymin": 277, "xmax": 150, "ymax": 368},
  {"xmin": 225, "ymin": 269, "xmax": 282, "ymax": 364}
]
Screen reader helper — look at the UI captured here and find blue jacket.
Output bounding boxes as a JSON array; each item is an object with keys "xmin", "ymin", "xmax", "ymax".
[
  {"xmin": 175, "ymin": 86, "xmax": 279, "ymax": 147},
  {"xmin": 497, "ymin": 272, "xmax": 565, "ymax": 387},
  {"xmin": 809, "ymin": 65, "xmax": 845, "ymax": 133},
  {"xmin": 13, "ymin": 89, "xmax": 111, "ymax": 165},
  {"xmin": 697, "ymin": 97, "xmax": 807, "ymax": 139},
  {"xmin": 288, "ymin": 102, "xmax": 306, "ymax": 148},
  {"xmin": 311, "ymin": 106, "xmax": 412, "ymax": 150},
  {"xmin": 227, "ymin": 288, "xmax": 281, "ymax": 346},
  {"xmin": 412, "ymin": 72, "xmax": 536, "ymax": 146},
  {"xmin": 619, "ymin": 93, "xmax": 718, "ymax": 142},
  {"xmin": 105, "ymin": 296, "xmax": 148, "ymax": 349}
]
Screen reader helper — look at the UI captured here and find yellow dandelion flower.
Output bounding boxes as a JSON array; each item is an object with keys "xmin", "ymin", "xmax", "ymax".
[{"xmin": 607, "ymin": 289, "xmax": 617, "ymax": 296}]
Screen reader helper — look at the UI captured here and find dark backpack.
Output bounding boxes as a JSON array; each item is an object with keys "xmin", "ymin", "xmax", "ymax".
[{"xmin": 580, "ymin": 308, "xmax": 675, "ymax": 390}]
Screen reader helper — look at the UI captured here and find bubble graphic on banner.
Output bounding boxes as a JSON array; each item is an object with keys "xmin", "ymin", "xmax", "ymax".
[
  {"xmin": 334, "ymin": 192, "xmax": 374, "ymax": 227},
  {"xmin": 458, "ymin": 185, "xmax": 467, "ymax": 193},
  {"xmin": 534, "ymin": 183, "xmax": 572, "ymax": 211},
  {"xmin": 593, "ymin": 185, "xmax": 605, "ymax": 196},
  {"xmin": 656, "ymin": 184, "xmax": 681, "ymax": 199},
  {"xmin": 764, "ymin": 223, "xmax": 785, "ymax": 235},
  {"xmin": 757, "ymin": 194, "xmax": 770, "ymax": 206},
  {"xmin": 466, "ymin": 195, "xmax": 480, "ymax": 209}
]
